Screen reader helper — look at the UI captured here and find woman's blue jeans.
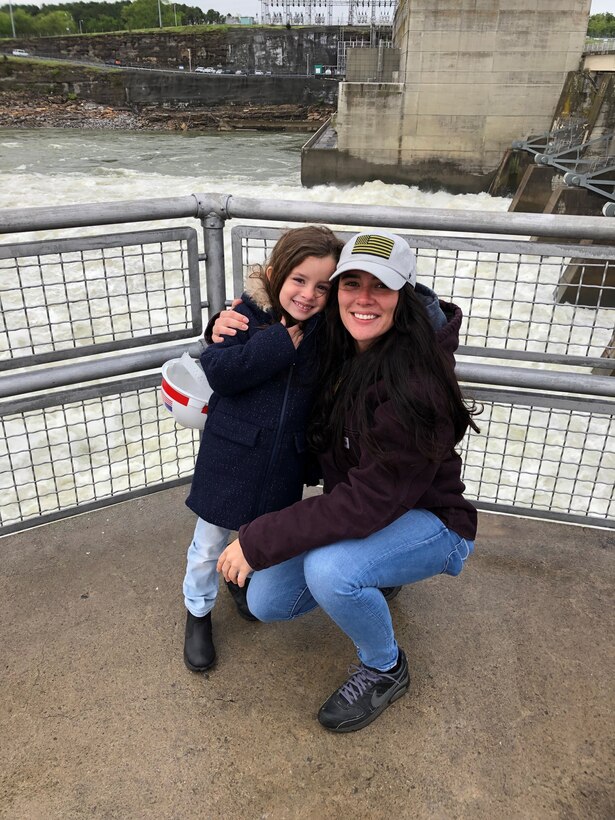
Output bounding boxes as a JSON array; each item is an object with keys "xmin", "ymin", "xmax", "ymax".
[{"xmin": 247, "ymin": 509, "xmax": 474, "ymax": 671}]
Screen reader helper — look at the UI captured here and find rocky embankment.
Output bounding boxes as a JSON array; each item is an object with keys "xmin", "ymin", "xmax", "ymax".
[{"xmin": 0, "ymin": 89, "xmax": 332, "ymax": 131}]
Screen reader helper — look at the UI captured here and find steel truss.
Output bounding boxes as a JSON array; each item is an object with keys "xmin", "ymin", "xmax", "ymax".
[{"xmin": 260, "ymin": 0, "xmax": 396, "ymax": 26}]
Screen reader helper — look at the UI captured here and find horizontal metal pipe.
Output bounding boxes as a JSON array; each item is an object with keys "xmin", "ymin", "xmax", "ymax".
[
  {"xmin": 2, "ymin": 191, "xmax": 615, "ymax": 242},
  {"xmin": 0, "ymin": 195, "xmax": 210, "ymax": 234},
  {"xmin": 1, "ymin": 346, "xmax": 613, "ymax": 401},
  {"xmin": 219, "ymin": 195, "xmax": 615, "ymax": 241},
  {"xmin": 0, "ymin": 342, "xmax": 203, "ymax": 400},
  {"xmin": 456, "ymin": 361, "xmax": 615, "ymax": 398}
]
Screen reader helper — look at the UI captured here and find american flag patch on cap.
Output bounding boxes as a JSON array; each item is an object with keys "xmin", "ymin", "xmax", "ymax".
[{"xmin": 351, "ymin": 234, "xmax": 395, "ymax": 260}]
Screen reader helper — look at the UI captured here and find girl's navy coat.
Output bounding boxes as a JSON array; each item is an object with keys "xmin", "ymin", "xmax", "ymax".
[{"xmin": 185, "ymin": 278, "xmax": 322, "ymax": 530}]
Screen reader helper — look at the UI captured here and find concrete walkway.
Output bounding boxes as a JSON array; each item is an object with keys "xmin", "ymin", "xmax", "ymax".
[{"xmin": 1, "ymin": 488, "xmax": 613, "ymax": 819}]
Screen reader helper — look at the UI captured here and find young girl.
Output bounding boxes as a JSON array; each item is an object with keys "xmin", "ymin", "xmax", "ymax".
[{"xmin": 182, "ymin": 225, "xmax": 344, "ymax": 672}]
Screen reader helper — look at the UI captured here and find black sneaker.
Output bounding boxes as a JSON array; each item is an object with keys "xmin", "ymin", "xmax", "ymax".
[
  {"xmin": 317, "ymin": 649, "xmax": 409, "ymax": 733},
  {"xmin": 380, "ymin": 586, "xmax": 402, "ymax": 602},
  {"xmin": 184, "ymin": 611, "xmax": 215, "ymax": 672},
  {"xmin": 226, "ymin": 578, "xmax": 258, "ymax": 622}
]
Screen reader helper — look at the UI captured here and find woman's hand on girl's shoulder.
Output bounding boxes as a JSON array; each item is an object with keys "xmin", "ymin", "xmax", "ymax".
[
  {"xmin": 211, "ymin": 299, "xmax": 248, "ymax": 343},
  {"xmin": 280, "ymin": 316, "xmax": 304, "ymax": 349}
]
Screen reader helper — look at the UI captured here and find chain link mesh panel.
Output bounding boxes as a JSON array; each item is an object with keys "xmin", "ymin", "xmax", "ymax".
[
  {"xmin": 0, "ymin": 228, "xmax": 202, "ymax": 370},
  {"xmin": 461, "ymin": 393, "xmax": 615, "ymax": 525},
  {"xmin": 0, "ymin": 377, "xmax": 199, "ymax": 534}
]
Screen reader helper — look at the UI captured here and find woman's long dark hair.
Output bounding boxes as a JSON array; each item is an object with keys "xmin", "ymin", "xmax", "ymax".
[{"xmin": 308, "ymin": 282, "xmax": 480, "ymax": 464}]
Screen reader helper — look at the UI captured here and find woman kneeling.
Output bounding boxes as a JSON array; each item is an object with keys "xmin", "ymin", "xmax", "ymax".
[{"xmin": 218, "ymin": 230, "xmax": 479, "ymax": 733}]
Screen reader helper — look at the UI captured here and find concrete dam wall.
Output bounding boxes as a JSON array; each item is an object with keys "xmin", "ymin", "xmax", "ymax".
[{"xmin": 319, "ymin": 0, "xmax": 592, "ymax": 192}]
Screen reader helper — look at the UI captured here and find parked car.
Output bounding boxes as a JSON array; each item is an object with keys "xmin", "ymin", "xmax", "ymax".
[
  {"xmin": 254, "ymin": 69, "xmax": 264, "ymax": 76},
  {"xmin": 12, "ymin": 49, "xmax": 29, "ymax": 57},
  {"xmin": 195, "ymin": 66, "xmax": 206, "ymax": 73},
  {"xmin": 204, "ymin": 67, "xmax": 216, "ymax": 74},
  {"xmin": 215, "ymin": 68, "xmax": 224, "ymax": 74}
]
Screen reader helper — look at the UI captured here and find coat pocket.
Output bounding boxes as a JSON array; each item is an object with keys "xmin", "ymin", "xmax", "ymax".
[{"xmin": 206, "ymin": 411, "xmax": 260, "ymax": 448}]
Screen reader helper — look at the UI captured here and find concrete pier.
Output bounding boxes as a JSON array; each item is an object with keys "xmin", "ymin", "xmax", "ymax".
[
  {"xmin": 1, "ymin": 486, "xmax": 613, "ymax": 817},
  {"xmin": 315, "ymin": 1, "xmax": 592, "ymax": 191}
]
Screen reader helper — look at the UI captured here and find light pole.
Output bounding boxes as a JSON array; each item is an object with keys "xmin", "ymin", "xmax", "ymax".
[
  {"xmin": 8, "ymin": 0, "xmax": 16, "ymax": 38},
  {"xmin": 157, "ymin": 0, "xmax": 163, "ymax": 28},
  {"xmin": 79, "ymin": 19, "xmax": 83, "ymax": 34}
]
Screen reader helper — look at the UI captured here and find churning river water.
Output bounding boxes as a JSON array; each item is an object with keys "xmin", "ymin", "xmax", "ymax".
[{"xmin": 0, "ymin": 128, "xmax": 509, "ymax": 214}]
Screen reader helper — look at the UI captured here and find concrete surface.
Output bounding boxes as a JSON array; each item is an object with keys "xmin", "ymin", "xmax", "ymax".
[
  {"xmin": 1, "ymin": 487, "xmax": 613, "ymax": 819},
  {"xmin": 334, "ymin": 0, "xmax": 590, "ymax": 186}
]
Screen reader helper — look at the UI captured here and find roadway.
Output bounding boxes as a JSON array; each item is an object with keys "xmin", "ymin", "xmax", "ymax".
[{"xmin": 2, "ymin": 51, "xmax": 342, "ymax": 79}]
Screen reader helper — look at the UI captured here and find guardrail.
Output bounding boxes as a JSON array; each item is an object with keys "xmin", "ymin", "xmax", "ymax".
[
  {"xmin": 584, "ymin": 38, "xmax": 615, "ymax": 54},
  {"xmin": 0, "ymin": 194, "xmax": 614, "ymax": 535}
]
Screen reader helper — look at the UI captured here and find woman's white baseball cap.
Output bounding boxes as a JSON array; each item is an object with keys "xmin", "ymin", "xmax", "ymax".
[{"xmin": 330, "ymin": 231, "xmax": 417, "ymax": 290}]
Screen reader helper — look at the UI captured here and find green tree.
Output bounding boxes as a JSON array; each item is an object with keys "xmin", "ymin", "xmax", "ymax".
[
  {"xmin": 121, "ymin": 0, "xmax": 177, "ymax": 29},
  {"xmin": 588, "ymin": 13, "xmax": 615, "ymax": 38},
  {"xmin": 173, "ymin": 3, "xmax": 208, "ymax": 25},
  {"xmin": 0, "ymin": 4, "xmax": 40, "ymax": 16},
  {"xmin": 87, "ymin": 13, "xmax": 123, "ymax": 32},
  {"xmin": 203, "ymin": 8, "xmax": 224, "ymax": 24},
  {"xmin": 0, "ymin": 11, "xmax": 13, "ymax": 36},
  {"xmin": 10, "ymin": 8, "xmax": 36, "ymax": 35},
  {"xmin": 34, "ymin": 9, "xmax": 77, "ymax": 35},
  {"xmin": 0, "ymin": 0, "xmax": 224, "ymax": 36}
]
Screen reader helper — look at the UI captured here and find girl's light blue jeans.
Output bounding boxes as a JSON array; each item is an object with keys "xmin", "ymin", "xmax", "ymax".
[
  {"xmin": 246, "ymin": 508, "xmax": 474, "ymax": 671},
  {"xmin": 183, "ymin": 517, "xmax": 231, "ymax": 617}
]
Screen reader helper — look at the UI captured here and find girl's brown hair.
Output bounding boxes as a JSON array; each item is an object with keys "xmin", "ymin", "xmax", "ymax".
[{"xmin": 251, "ymin": 225, "xmax": 344, "ymax": 325}]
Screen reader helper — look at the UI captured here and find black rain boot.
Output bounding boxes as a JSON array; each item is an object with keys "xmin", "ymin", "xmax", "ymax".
[
  {"xmin": 226, "ymin": 578, "xmax": 258, "ymax": 621},
  {"xmin": 184, "ymin": 610, "xmax": 216, "ymax": 672}
]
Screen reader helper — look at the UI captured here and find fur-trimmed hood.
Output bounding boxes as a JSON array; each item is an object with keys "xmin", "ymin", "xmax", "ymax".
[{"xmin": 243, "ymin": 272, "xmax": 273, "ymax": 313}]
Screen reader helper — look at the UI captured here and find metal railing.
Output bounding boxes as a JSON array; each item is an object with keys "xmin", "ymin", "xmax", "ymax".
[
  {"xmin": 0, "ymin": 228, "xmax": 202, "ymax": 370},
  {"xmin": 584, "ymin": 38, "xmax": 615, "ymax": 54},
  {"xmin": 533, "ymin": 131, "xmax": 615, "ymax": 204},
  {"xmin": 1, "ymin": 194, "xmax": 614, "ymax": 535},
  {"xmin": 512, "ymin": 117, "xmax": 588, "ymax": 160},
  {"xmin": 513, "ymin": 117, "xmax": 615, "ymax": 213}
]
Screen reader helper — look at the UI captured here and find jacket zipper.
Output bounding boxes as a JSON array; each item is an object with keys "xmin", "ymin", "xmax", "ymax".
[
  {"xmin": 255, "ymin": 317, "xmax": 318, "ymax": 515},
  {"xmin": 256, "ymin": 362, "xmax": 295, "ymax": 516}
]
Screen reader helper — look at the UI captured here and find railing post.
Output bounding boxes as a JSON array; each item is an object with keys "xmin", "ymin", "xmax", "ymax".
[{"xmin": 201, "ymin": 212, "xmax": 227, "ymax": 318}]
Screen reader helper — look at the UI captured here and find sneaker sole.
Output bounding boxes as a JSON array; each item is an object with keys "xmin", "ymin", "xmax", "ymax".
[{"xmin": 319, "ymin": 676, "xmax": 410, "ymax": 733}]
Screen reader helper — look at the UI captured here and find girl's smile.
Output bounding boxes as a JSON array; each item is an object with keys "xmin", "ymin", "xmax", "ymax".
[
  {"xmin": 274, "ymin": 255, "xmax": 336, "ymax": 323},
  {"xmin": 338, "ymin": 270, "xmax": 399, "ymax": 352}
]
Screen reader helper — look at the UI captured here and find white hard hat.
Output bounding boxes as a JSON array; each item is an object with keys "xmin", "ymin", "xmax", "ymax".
[{"xmin": 160, "ymin": 353, "xmax": 213, "ymax": 430}]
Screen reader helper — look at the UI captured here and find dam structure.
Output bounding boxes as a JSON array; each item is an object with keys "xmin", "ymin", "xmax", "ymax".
[{"xmin": 303, "ymin": 0, "xmax": 592, "ymax": 191}]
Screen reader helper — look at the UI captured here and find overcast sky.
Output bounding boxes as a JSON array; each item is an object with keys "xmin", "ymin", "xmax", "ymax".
[
  {"xmin": 591, "ymin": 0, "xmax": 615, "ymax": 12},
  {"xmin": 11, "ymin": 0, "xmax": 615, "ymax": 23}
]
